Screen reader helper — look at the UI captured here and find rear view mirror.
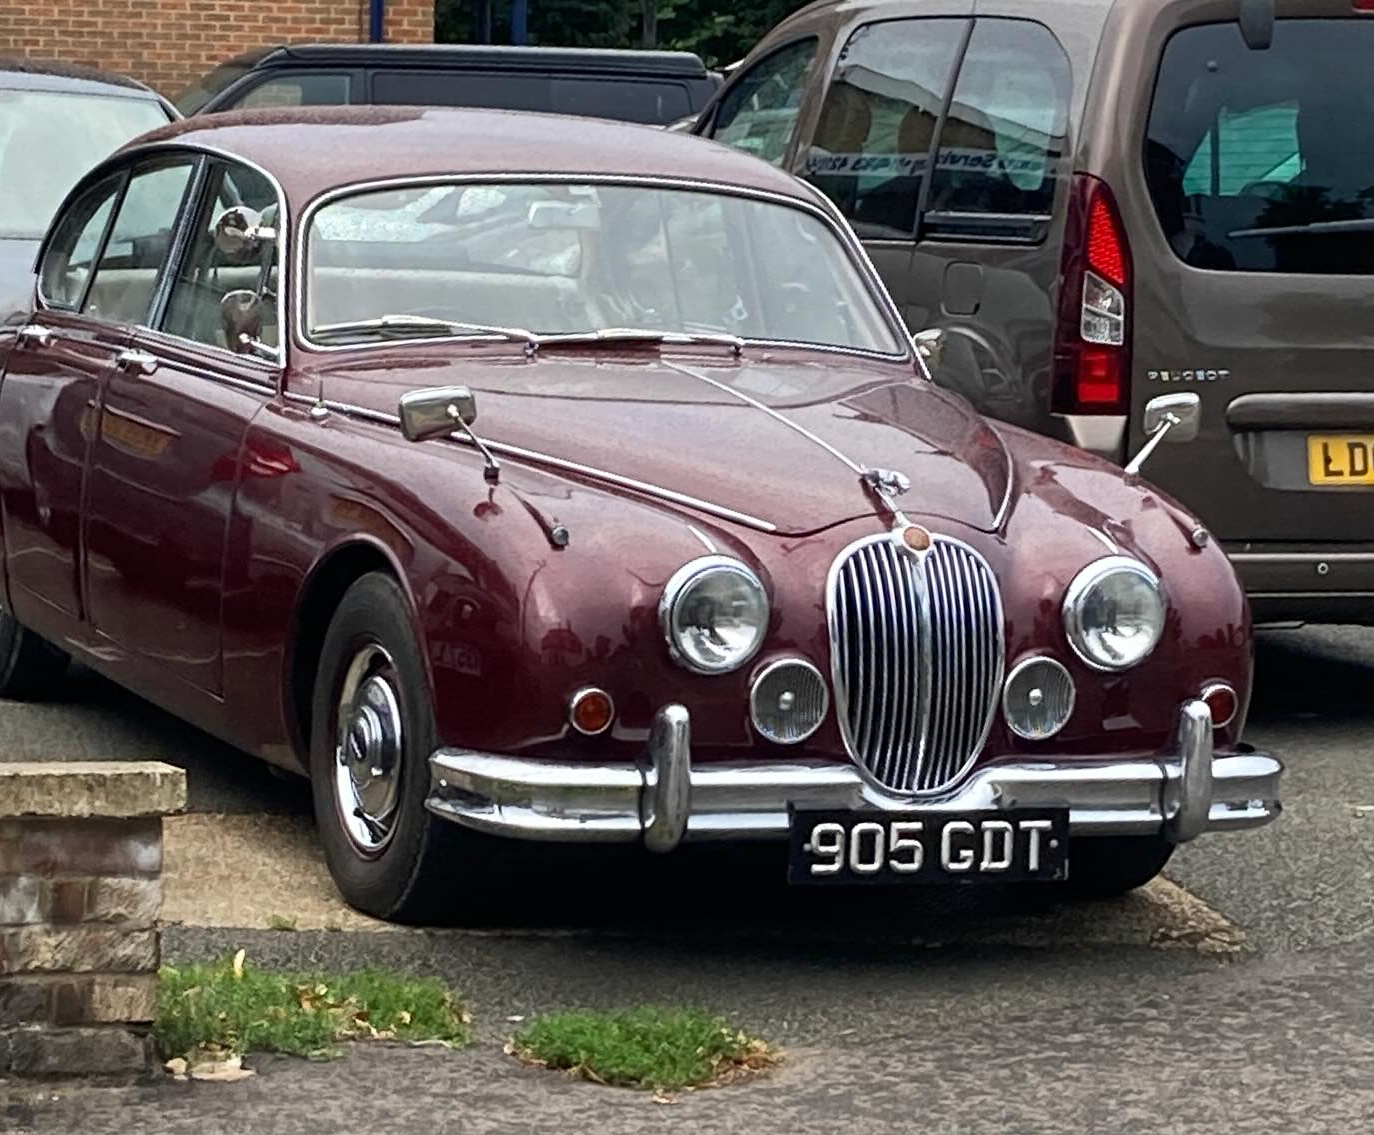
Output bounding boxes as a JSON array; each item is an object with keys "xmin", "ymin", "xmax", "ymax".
[
  {"xmin": 1125, "ymin": 393, "xmax": 1201, "ymax": 476},
  {"xmin": 398, "ymin": 386, "xmax": 479, "ymax": 443},
  {"xmin": 214, "ymin": 206, "xmax": 277, "ymax": 258},
  {"xmin": 527, "ymin": 199, "xmax": 601, "ymax": 231}
]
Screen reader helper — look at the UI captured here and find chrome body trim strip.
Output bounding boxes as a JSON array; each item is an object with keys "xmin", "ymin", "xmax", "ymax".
[
  {"xmin": 281, "ymin": 390, "xmax": 780, "ymax": 532},
  {"xmin": 291, "ymin": 171, "xmax": 913, "ymax": 362},
  {"xmin": 425, "ymin": 704, "xmax": 1283, "ymax": 848}
]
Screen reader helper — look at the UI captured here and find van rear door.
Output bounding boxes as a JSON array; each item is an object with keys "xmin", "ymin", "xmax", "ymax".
[{"xmin": 1116, "ymin": 7, "xmax": 1374, "ymax": 553}]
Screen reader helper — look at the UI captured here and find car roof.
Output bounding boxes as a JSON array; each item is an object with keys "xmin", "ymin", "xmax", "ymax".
[
  {"xmin": 252, "ymin": 42, "xmax": 711, "ymax": 78},
  {"xmin": 0, "ymin": 56, "xmax": 161, "ymax": 99},
  {"xmin": 130, "ymin": 105, "xmax": 817, "ymax": 209}
]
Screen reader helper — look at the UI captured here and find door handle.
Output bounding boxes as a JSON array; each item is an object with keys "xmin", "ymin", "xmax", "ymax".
[
  {"xmin": 115, "ymin": 348, "xmax": 158, "ymax": 377},
  {"xmin": 16, "ymin": 324, "xmax": 54, "ymax": 348}
]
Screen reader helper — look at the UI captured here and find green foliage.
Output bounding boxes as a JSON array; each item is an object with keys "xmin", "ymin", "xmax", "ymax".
[
  {"xmin": 511, "ymin": 1006, "xmax": 775, "ymax": 1091},
  {"xmin": 435, "ymin": 0, "xmax": 815, "ymax": 67},
  {"xmin": 156, "ymin": 956, "xmax": 471, "ymax": 1061}
]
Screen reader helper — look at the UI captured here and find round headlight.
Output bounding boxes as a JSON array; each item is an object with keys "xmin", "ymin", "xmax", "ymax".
[
  {"xmin": 1062, "ymin": 556, "xmax": 1166, "ymax": 671},
  {"xmin": 660, "ymin": 557, "xmax": 769, "ymax": 674},
  {"xmin": 1003, "ymin": 656, "xmax": 1076, "ymax": 740}
]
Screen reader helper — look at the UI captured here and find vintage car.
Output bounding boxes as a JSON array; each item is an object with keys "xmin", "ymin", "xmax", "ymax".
[{"xmin": 0, "ymin": 107, "xmax": 1281, "ymax": 921}]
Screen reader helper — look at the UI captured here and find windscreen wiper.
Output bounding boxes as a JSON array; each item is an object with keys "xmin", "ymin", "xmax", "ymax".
[
  {"xmin": 311, "ymin": 314, "xmax": 538, "ymax": 346},
  {"xmin": 535, "ymin": 327, "xmax": 745, "ymax": 355},
  {"xmin": 1228, "ymin": 218, "xmax": 1374, "ymax": 239}
]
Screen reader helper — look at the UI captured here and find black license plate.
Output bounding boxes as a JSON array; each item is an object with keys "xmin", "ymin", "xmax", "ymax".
[{"xmin": 787, "ymin": 808, "xmax": 1070, "ymax": 885}]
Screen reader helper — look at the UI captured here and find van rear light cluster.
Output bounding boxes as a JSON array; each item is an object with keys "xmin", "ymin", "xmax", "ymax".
[{"xmin": 1053, "ymin": 175, "xmax": 1133, "ymax": 415}]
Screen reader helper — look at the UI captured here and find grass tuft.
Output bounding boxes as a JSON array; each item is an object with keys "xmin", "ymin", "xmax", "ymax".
[
  {"xmin": 510, "ymin": 1007, "xmax": 776, "ymax": 1092},
  {"xmin": 156, "ymin": 955, "xmax": 470, "ymax": 1062}
]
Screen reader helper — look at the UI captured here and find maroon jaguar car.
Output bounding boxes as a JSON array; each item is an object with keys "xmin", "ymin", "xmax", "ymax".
[{"xmin": 0, "ymin": 107, "xmax": 1280, "ymax": 920}]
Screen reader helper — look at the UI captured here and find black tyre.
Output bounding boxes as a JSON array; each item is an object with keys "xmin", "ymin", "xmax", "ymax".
[
  {"xmin": 1068, "ymin": 836, "xmax": 1174, "ymax": 898},
  {"xmin": 308, "ymin": 572, "xmax": 465, "ymax": 923},
  {"xmin": 0, "ymin": 606, "xmax": 69, "ymax": 700}
]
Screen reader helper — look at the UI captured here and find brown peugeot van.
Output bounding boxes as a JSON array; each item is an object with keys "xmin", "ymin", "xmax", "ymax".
[{"xmin": 695, "ymin": 0, "xmax": 1374, "ymax": 625}]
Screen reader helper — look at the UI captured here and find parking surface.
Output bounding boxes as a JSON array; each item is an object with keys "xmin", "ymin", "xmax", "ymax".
[{"xmin": 3, "ymin": 626, "xmax": 1374, "ymax": 1132}]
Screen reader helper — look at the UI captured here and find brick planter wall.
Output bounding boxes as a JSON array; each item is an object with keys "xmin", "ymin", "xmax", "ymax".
[{"xmin": 0, "ymin": 762, "xmax": 186, "ymax": 1078}]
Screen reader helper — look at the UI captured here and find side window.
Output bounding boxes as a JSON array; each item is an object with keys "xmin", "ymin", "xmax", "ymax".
[
  {"xmin": 39, "ymin": 174, "xmax": 122, "ymax": 310},
  {"xmin": 710, "ymin": 39, "xmax": 817, "ymax": 167},
  {"xmin": 84, "ymin": 161, "xmax": 195, "ymax": 325},
  {"xmin": 235, "ymin": 73, "xmax": 351, "ymax": 109},
  {"xmin": 163, "ymin": 162, "xmax": 280, "ymax": 352},
  {"xmin": 800, "ymin": 19, "xmax": 967, "ymax": 239},
  {"xmin": 923, "ymin": 19, "xmax": 1072, "ymax": 240}
]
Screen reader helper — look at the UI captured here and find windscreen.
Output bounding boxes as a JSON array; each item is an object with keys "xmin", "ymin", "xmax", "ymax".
[
  {"xmin": 1144, "ymin": 20, "xmax": 1374, "ymax": 274},
  {"xmin": 0, "ymin": 90, "xmax": 169, "ymax": 239},
  {"xmin": 307, "ymin": 181, "xmax": 903, "ymax": 354}
]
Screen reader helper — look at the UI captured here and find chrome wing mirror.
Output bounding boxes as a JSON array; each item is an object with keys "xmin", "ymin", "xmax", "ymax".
[
  {"xmin": 214, "ymin": 206, "xmax": 277, "ymax": 258},
  {"xmin": 1124, "ymin": 393, "xmax": 1201, "ymax": 477},
  {"xmin": 912, "ymin": 327, "xmax": 945, "ymax": 373},
  {"xmin": 398, "ymin": 386, "xmax": 500, "ymax": 484}
]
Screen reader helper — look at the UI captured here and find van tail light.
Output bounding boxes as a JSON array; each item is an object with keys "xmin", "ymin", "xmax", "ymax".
[{"xmin": 1053, "ymin": 175, "xmax": 1133, "ymax": 415}]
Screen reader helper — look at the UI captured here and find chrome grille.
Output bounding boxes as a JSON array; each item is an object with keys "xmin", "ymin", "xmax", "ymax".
[{"xmin": 828, "ymin": 534, "xmax": 1004, "ymax": 794}]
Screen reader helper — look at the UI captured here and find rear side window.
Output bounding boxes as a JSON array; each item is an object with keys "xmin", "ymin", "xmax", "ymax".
[
  {"xmin": 236, "ymin": 73, "xmax": 351, "ymax": 109},
  {"xmin": 711, "ymin": 39, "xmax": 817, "ymax": 167},
  {"xmin": 801, "ymin": 19, "xmax": 966, "ymax": 239},
  {"xmin": 371, "ymin": 70, "xmax": 689, "ymax": 124},
  {"xmin": 922, "ymin": 19, "xmax": 1071, "ymax": 241},
  {"xmin": 1146, "ymin": 20, "xmax": 1374, "ymax": 274}
]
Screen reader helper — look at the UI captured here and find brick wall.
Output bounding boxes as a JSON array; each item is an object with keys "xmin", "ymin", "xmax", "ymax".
[
  {"xmin": 0, "ymin": 762, "xmax": 186, "ymax": 1078},
  {"xmin": 0, "ymin": 0, "xmax": 434, "ymax": 102}
]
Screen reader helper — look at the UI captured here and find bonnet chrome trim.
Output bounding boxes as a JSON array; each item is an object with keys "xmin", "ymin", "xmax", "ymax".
[{"xmin": 281, "ymin": 391, "xmax": 779, "ymax": 532}]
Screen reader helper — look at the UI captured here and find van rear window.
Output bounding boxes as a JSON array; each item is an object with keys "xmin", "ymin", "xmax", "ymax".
[{"xmin": 1145, "ymin": 20, "xmax": 1374, "ymax": 274}]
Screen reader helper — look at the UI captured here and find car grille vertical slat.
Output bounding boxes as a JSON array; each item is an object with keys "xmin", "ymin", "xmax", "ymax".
[{"xmin": 829, "ymin": 534, "xmax": 1004, "ymax": 796}]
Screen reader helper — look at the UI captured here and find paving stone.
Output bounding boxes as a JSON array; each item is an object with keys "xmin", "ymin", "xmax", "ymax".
[
  {"xmin": 0, "ymin": 928, "xmax": 158, "ymax": 975},
  {"xmin": 0, "ymin": 763, "xmax": 185, "ymax": 819},
  {"xmin": 0, "ymin": 979, "xmax": 50, "ymax": 1025},
  {"xmin": 0, "ymin": 876, "xmax": 41, "ymax": 925},
  {"xmin": 4, "ymin": 1025, "xmax": 152, "ymax": 1076}
]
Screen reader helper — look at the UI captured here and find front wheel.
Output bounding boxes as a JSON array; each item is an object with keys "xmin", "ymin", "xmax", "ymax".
[
  {"xmin": 1068, "ymin": 836, "xmax": 1174, "ymax": 898},
  {"xmin": 309, "ymin": 572, "xmax": 464, "ymax": 923},
  {"xmin": 0, "ymin": 606, "xmax": 69, "ymax": 700}
]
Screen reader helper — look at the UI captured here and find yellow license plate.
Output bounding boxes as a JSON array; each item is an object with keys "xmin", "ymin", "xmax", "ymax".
[{"xmin": 1308, "ymin": 435, "xmax": 1374, "ymax": 486}]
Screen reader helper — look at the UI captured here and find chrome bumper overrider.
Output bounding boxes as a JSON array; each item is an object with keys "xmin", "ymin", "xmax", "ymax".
[{"xmin": 425, "ymin": 700, "xmax": 1282, "ymax": 853}]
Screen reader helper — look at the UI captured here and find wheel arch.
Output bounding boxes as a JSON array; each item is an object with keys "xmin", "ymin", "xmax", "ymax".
[{"xmin": 285, "ymin": 535, "xmax": 427, "ymax": 768}]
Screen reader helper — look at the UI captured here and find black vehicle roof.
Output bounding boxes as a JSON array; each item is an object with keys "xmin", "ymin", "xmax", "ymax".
[
  {"xmin": 0, "ymin": 56, "xmax": 161, "ymax": 98},
  {"xmin": 249, "ymin": 42, "xmax": 711, "ymax": 78}
]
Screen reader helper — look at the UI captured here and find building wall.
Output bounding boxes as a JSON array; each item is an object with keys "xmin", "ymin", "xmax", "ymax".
[{"xmin": 0, "ymin": 0, "xmax": 434, "ymax": 101}]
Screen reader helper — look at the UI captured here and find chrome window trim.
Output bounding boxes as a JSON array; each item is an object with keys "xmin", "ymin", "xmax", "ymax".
[
  {"xmin": 825, "ymin": 529, "xmax": 1005, "ymax": 799},
  {"xmin": 132, "ymin": 329, "xmax": 279, "ymax": 397},
  {"xmin": 748, "ymin": 656, "xmax": 829, "ymax": 745},
  {"xmin": 90, "ymin": 140, "xmax": 292, "ymax": 378},
  {"xmin": 292, "ymin": 172, "xmax": 914, "ymax": 362},
  {"xmin": 1001, "ymin": 655, "xmax": 1076, "ymax": 741},
  {"xmin": 1061, "ymin": 555, "xmax": 1165, "ymax": 673},
  {"xmin": 657, "ymin": 555, "xmax": 770, "ymax": 674},
  {"xmin": 278, "ymin": 389, "xmax": 779, "ymax": 532}
]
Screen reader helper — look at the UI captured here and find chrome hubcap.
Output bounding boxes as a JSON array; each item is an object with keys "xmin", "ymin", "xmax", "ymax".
[{"xmin": 332, "ymin": 644, "xmax": 403, "ymax": 856}]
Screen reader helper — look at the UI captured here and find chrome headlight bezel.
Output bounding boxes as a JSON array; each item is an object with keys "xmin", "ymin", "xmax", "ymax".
[
  {"xmin": 1062, "ymin": 556, "xmax": 1166, "ymax": 672},
  {"xmin": 659, "ymin": 555, "xmax": 769, "ymax": 675}
]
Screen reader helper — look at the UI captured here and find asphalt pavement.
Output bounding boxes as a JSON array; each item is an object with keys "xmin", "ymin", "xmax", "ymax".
[{"xmin": 2, "ymin": 626, "xmax": 1373, "ymax": 1133}]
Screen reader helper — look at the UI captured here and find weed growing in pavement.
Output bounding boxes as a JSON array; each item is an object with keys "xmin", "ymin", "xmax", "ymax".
[
  {"xmin": 508, "ymin": 1006, "xmax": 776, "ymax": 1092},
  {"xmin": 156, "ymin": 950, "xmax": 471, "ymax": 1062}
]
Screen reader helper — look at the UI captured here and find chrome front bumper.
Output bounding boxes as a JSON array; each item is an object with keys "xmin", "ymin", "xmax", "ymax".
[{"xmin": 426, "ymin": 700, "xmax": 1282, "ymax": 853}]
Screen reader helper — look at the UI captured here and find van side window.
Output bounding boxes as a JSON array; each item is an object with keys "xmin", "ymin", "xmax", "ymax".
[
  {"xmin": 800, "ymin": 19, "xmax": 966, "ymax": 239},
  {"xmin": 922, "ymin": 19, "xmax": 1071, "ymax": 242},
  {"xmin": 1146, "ymin": 20, "xmax": 1374, "ymax": 274},
  {"xmin": 711, "ymin": 39, "xmax": 817, "ymax": 167},
  {"xmin": 236, "ymin": 73, "xmax": 351, "ymax": 109}
]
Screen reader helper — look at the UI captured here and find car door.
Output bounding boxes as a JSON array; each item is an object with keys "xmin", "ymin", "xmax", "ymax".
[
  {"xmin": 81, "ymin": 156, "xmax": 281, "ymax": 697},
  {"xmin": 0, "ymin": 169, "xmax": 136, "ymax": 635}
]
